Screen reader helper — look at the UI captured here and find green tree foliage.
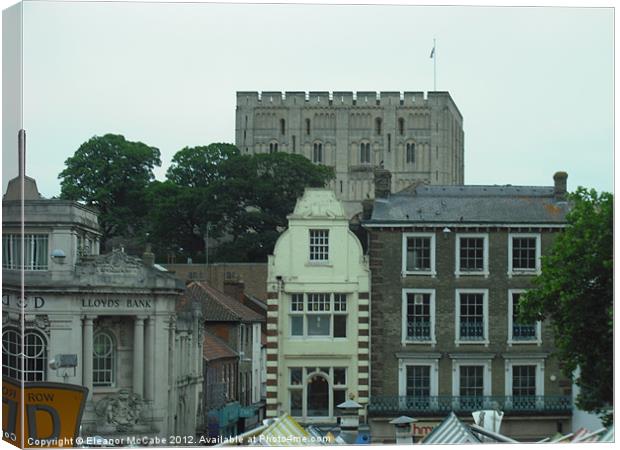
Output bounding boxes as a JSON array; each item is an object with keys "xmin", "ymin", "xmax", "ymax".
[
  {"xmin": 145, "ymin": 144, "xmax": 240, "ymax": 262},
  {"xmin": 166, "ymin": 143, "xmax": 239, "ymax": 188},
  {"xmin": 58, "ymin": 134, "xmax": 161, "ymax": 243},
  {"xmin": 518, "ymin": 188, "xmax": 613, "ymax": 425},
  {"xmin": 144, "ymin": 180, "xmax": 229, "ymax": 262},
  {"xmin": 213, "ymin": 152, "xmax": 335, "ymax": 261}
]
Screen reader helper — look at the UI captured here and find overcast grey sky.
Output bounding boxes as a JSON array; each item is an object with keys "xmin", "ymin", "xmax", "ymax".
[{"xmin": 2, "ymin": 1, "xmax": 614, "ymax": 197}]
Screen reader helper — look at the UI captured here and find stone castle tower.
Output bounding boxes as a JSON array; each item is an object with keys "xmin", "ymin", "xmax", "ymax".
[{"xmin": 235, "ymin": 91, "xmax": 464, "ymax": 215}]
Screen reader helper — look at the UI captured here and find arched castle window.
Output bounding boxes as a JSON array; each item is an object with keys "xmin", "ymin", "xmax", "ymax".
[
  {"xmin": 406, "ymin": 142, "xmax": 416, "ymax": 164},
  {"xmin": 93, "ymin": 331, "xmax": 116, "ymax": 387},
  {"xmin": 2, "ymin": 328, "xmax": 47, "ymax": 381},
  {"xmin": 360, "ymin": 142, "xmax": 371, "ymax": 164},
  {"xmin": 306, "ymin": 118, "xmax": 311, "ymax": 136},
  {"xmin": 269, "ymin": 141, "xmax": 279, "ymax": 154},
  {"xmin": 280, "ymin": 119, "xmax": 286, "ymax": 135},
  {"xmin": 398, "ymin": 118, "xmax": 405, "ymax": 135},
  {"xmin": 313, "ymin": 142, "xmax": 323, "ymax": 164},
  {"xmin": 375, "ymin": 118, "xmax": 382, "ymax": 135}
]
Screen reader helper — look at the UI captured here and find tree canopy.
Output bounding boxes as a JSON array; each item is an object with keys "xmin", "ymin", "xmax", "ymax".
[
  {"xmin": 212, "ymin": 152, "xmax": 335, "ymax": 261},
  {"xmin": 166, "ymin": 143, "xmax": 239, "ymax": 188},
  {"xmin": 58, "ymin": 134, "xmax": 161, "ymax": 243},
  {"xmin": 518, "ymin": 187, "xmax": 613, "ymax": 425},
  {"xmin": 144, "ymin": 148, "xmax": 334, "ymax": 262}
]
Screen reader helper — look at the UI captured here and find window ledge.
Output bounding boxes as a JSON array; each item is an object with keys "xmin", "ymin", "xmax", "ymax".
[
  {"xmin": 93, "ymin": 386, "xmax": 119, "ymax": 394},
  {"xmin": 508, "ymin": 270, "xmax": 541, "ymax": 277},
  {"xmin": 306, "ymin": 262, "xmax": 332, "ymax": 268},
  {"xmin": 508, "ymin": 339, "xmax": 542, "ymax": 346},
  {"xmin": 403, "ymin": 340, "xmax": 436, "ymax": 346},
  {"xmin": 403, "ymin": 271, "xmax": 436, "ymax": 277},
  {"xmin": 455, "ymin": 340, "xmax": 490, "ymax": 347},
  {"xmin": 455, "ymin": 271, "xmax": 489, "ymax": 278}
]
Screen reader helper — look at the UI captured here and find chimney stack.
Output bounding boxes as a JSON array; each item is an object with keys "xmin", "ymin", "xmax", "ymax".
[
  {"xmin": 553, "ymin": 171, "xmax": 568, "ymax": 201},
  {"xmin": 142, "ymin": 243, "xmax": 155, "ymax": 267},
  {"xmin": 223, "ymin": 277, "xmax": 246, "ymax": 303},
  {"xmin": 361, "ymin": 198, "xmax": 374, "ymax": 220},
  {"xmin": 374, "ymin": 168, "xmax": 392, "ymax": 199}
]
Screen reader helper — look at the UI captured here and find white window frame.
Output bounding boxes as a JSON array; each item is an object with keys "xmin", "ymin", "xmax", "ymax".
[
  {"xmin": 401, "ymin": 233, "xmax": 436, "ymax": 277},
  {"xmin": 398, "ymin": 357, "xmax": 439, "ymax": 397},
  {"xmin": 93, "ymin": 331, "xmax": 116, "ymax": 387},
  {"xmin": 508, "ymin": 233, "xmax": 541, "ymax": 277},
  {"xmin": 455, "ymin": 289, "xmax": 489, "ymax": 346},
  {"xmin": 455, "ymin": 233, "xmax": 489, "ymax": 278},
  {"xmin": 504, "ymin": 357, "xmax": 545, "ymax": 409},
  {"xmin": 402, "ymin": 289, "xmax": 436, "ymax": 345},
  {"xmin": 309, "ymin": 229, "xmax": 329, "ymax": 264},
  {"xmin": 288, "ymin": 293, "xmax": 348, "ymax": 340},
  {"xmin": 507, "ymin": 289, "xmax": 542, "ymax": 346},
  {"xmin": 287, "ymin": 366, "xmax": 348, "ymax": 419},
  {"xmin": 2, "ymin": 234, "xmax": 49, "ymax": 271},
  {"xmin": 451, "ymin": 357, "xmax": 493, "ymax": 408}
]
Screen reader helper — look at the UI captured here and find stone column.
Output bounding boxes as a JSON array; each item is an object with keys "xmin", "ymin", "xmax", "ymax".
[
  {"xmin": 82, "ymin": 316, "xmax": 95, "ymax": 401},
  {"xmin": 133, "ymin": 316, "xmax": 145, "ymax": 398},
  {"xmin": 144, "ymin": 317, "xmax": 155, "ymax": 402}
]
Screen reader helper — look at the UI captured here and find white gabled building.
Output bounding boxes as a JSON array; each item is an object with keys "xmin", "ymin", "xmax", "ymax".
[{"xmin": 265, "ymin": 188, "xmax": 370, "ymax": 424}]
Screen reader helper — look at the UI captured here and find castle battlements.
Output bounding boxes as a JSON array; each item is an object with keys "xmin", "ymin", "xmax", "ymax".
[{"xmin": 237, "ymin": 90, "xmax": 458, "ymax": 111}]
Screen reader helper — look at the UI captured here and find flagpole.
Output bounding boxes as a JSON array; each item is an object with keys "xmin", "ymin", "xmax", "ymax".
[{"xmin": 433, "ymin": 38, "xmax": 437, "ymax": 91}]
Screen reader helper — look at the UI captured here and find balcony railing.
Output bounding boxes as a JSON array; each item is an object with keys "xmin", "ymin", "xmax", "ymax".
[
  {"xmin": 368, "ymin": 395, "xmax": 572, "ymax": 417},
  {"xmin": 459, "ymin": 322, "xmax": 484, "ymax": 340},
  {"xmin": 406, "ymin": 321, "xmax": 431, "ymax": 341},
  {"xmin": 513, "ymin": 324, "xmax": 537, "ymax": 340}
]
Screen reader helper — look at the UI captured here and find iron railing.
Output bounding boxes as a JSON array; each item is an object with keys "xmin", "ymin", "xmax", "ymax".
[
  {"xmin": 368, "ymin": 395, "xmax": 572, "ymax": 417},
  {"xmin": 406, "ymin": 321, "xmax": 431, "ymax": 341},
  {"xmin": 512, "ymin": 324, "xmax": 537, "ymax": 340},
  {"xmin": 459, "ymin": 322, "xmax": 485, "ymax": 340}
]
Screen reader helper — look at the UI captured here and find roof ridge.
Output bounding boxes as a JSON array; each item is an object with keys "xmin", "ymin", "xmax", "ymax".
[{"xmin": 195, "ymin": 281, "xmax": 263, "ymax": 321}]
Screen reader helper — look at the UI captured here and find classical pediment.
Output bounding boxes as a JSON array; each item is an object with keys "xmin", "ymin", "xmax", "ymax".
[{"xmin": 77, "ymin": 249, "xmax": 144, "ymax": 275}]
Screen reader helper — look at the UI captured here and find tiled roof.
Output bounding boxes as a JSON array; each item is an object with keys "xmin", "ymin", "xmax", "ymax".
[
  {"xmin": 366, "ymin": 184, "xmax": 570, "ymax": 225},
  {"xmin": 203, "ymin": 332, "xmax": 238, "ymax": 362},
  {"xmin": 187, "ymin": 281, "xmax": 265, "ymax": 323}
]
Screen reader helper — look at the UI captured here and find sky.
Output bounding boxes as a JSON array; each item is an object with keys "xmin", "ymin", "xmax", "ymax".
[{"xmin": 1, "ymin": 0, "xmax": 615, "ymax": 197}]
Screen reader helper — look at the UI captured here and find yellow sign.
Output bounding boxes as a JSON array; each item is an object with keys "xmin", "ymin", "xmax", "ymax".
[{"xmin": 2, "ymin": 377, "xmax": 88, "ymax": 448}]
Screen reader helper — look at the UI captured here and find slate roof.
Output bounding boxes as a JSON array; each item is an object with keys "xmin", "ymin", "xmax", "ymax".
[
  {"xmin": 366, "ymin": 184, "xmax": 570, "ymax": 225},
  {"xmin": 187, "ymin": 281, "xmax": 265, "ymax": 323},
  {"xmin": 203, "ymin": 332, "xmax": 238, "ymax": 362}
]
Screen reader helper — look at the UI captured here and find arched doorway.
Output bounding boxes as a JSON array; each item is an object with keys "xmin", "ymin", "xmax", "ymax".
[{"xmin": 307, "ymin": 373, "xmax": 329, "ymax": 417}]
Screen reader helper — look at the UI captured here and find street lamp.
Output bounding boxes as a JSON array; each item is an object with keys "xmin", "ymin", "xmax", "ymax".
[{"xmin": 193, "ymin": 222, "xmax": 212, "ymax": 280}]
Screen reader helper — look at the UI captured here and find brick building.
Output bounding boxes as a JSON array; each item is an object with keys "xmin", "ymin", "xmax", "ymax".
[
  {"xmin": 361, "ymin": 170, "xmax": 573, "ymax": 442},
  {"xmin": 185, "ymin": 282, "xmax": 265, "ymax": 436}
]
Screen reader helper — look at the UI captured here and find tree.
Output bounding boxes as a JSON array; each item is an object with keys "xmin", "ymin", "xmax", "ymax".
[
  {"xmin": 144, "ymin": 181, "xmax": 210, "ymax": 261},
  {"xmin": 166, "ymin": 143, "xmax": 239, "ymax": 188},
  {"xmin": 213, "ymin": 152, "xmax": 335, "ymax": 261},
  {"xmin": 518, "ymin": 188, "xmax": 613, "ymax": 425},
  {"xmin": 58, "ymin": 134, "xmax": 161, "ymax": 244}
]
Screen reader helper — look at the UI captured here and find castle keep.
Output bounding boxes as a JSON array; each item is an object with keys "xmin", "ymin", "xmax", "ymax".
[{"xmin": 235, "ymin": 91, "xmax": 464, "ymax": 214}]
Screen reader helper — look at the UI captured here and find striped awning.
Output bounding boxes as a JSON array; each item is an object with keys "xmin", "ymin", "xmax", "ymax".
[
  {"xmin": 422, "ymin": 413, "xmax": 482, "ymax": 444},
  {"xmin": 253, "ymin": 413, "xmax": 323, "ymax": 446}
]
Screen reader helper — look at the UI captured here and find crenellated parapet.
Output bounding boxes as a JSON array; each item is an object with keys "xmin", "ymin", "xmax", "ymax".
[{"xmin": 236, "ymin": 90, "xmax": 457, "ymax": 109}]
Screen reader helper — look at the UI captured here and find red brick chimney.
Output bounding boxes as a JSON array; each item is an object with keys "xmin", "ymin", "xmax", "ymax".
[{"xmin": 223, "ymin": 278, "xmax": 246, "ymax": 303}]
